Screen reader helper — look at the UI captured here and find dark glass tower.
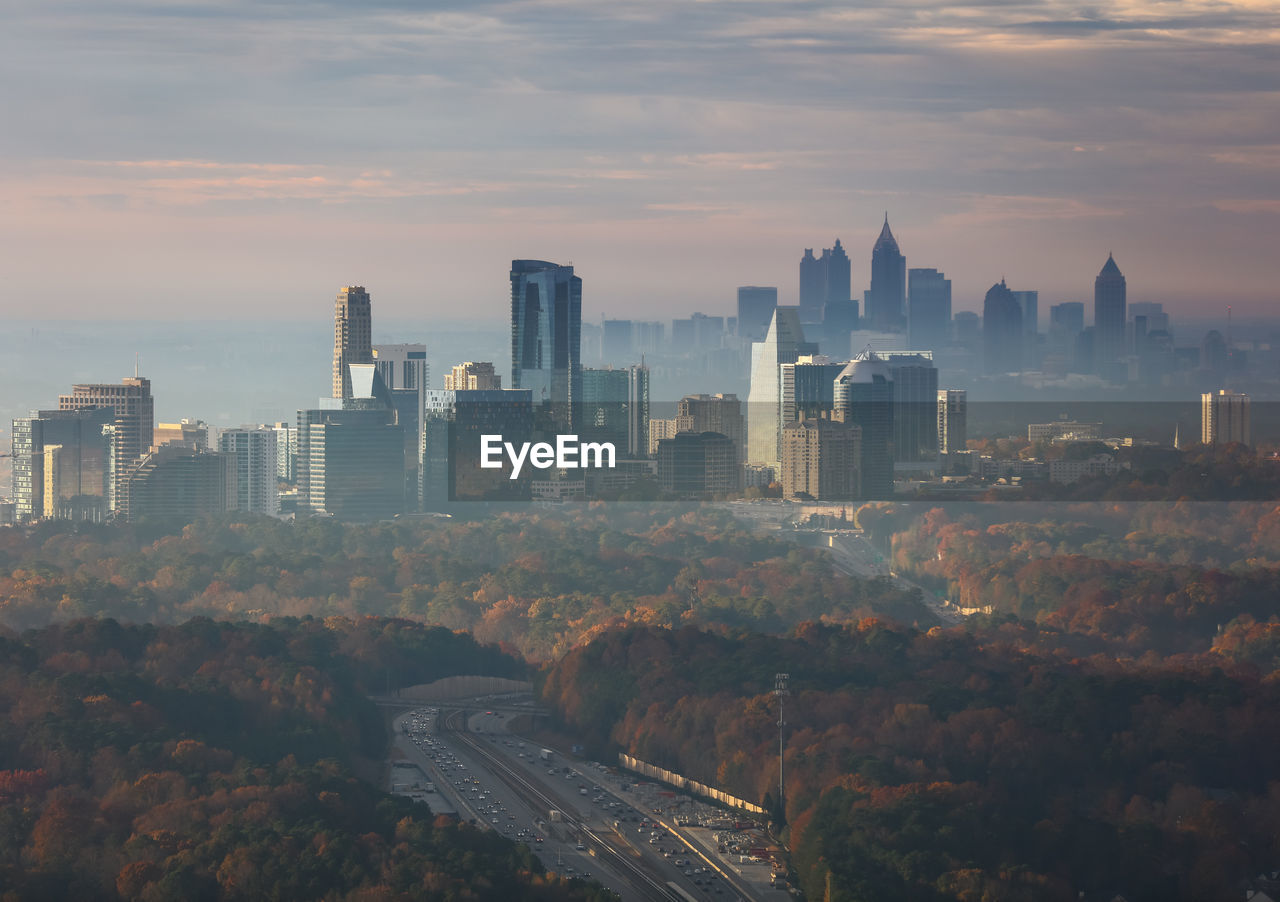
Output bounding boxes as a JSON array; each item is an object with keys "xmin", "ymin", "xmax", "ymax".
[
  {"xmin": 510, "ymin": 260, "xmax": 582, "ymax": 428},
  {"xmin": 834, "ymin": 351, "xmax": 895, "ymax": 499},
  {"xmin": 983, "ymin": 279, "xmax": 1024, "ymax": 374},
  {"xmin": 907, "ymin": 267, "xmax": 951, "ymax": 352},
  {"xmin": 867, "ymin": 215, "xmax": 906, "ymax": 331},
  {"xmin": 1094, "ymin": 254, "xmax": 1127, "ymax": 370}
]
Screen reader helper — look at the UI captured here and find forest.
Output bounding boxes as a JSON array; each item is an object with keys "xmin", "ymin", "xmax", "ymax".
[
  {"xmin": 4, "ymin": 501, "xmax": 1280, "ymax": 900},
  {"xmin": 0, "ymin": 616, "xmax": 612, "ymax": 901},
  {"xmin": 0, "ymin": 509, "xmax": 929, "ymax": 659}
]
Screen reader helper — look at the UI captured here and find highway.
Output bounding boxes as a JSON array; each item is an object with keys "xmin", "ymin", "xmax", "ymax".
[{"xmin": 826, "ymin": 532, "xmax": 962, "ymax": 624}]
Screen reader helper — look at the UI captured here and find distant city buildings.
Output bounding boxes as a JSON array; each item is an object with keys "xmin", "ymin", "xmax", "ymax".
[
  {"xmin": 781, "ymin": 417, "xmax": 860, "ymax": 501},
  {"xmin": 119, "ymin": 445, "xmax": 235, "ymax": 521},
  {"xmin": 657, "ymin": 431, "xmax": 740, "ymax": 498},
  {"xmin": 373, "ymin": 344, "xmax": 428, "ymax": 394},
  {"xmin": 580, "ymin": 365, "xmax": 650, "ymax": 458},
  {"xmin": 747, "ymin": 307, "xmax": 813, "ymax": 469},
  {"xmin": 1202, "ymin": 389, "xmax": 1251, "ymax": 446},
  {"xmin": 799, "ymin": 239, "xmax": 851, "ymax": 323},
  {"xmin": 154, "ymin": 419, "xmax": 208, "ymax": 450},
  {"xmin": 834, "ymin": 351, "xmax": 895, "ymax": 499},
  {"xmin": 333, "ymin": 286, "xmax": 373, "ymax": 401},
  {"xmin": 11, "ymin": 407, "xmax": 112, "ymax": 522},
  {"xmin": 676, "ymin": 393, "xmax": 744, "ymax": 464},
  {"xmin": 59, "ymin": 377, "xmax": 154, "ymax": 514}
]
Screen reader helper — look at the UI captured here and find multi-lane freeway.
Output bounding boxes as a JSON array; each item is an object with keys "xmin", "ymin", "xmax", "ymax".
[{"xmin": 392, "ymin": 703, "xmax": 790, "ymax": 901}]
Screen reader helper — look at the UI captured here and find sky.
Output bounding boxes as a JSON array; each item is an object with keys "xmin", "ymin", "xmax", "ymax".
[{"xmin": 1, "ymin": 0, "xmax": 1278, "ymax": 323}]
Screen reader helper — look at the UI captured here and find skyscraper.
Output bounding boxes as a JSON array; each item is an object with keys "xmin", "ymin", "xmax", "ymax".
[
  {"xmin": 1049, "ymin": 302, "xmax": 1085, "ymax": 343},
  {"xmin": 824, "ymin": 239, "xmax": 851, "ymax": 307},
  {"xmin": 1012, "ymin": 290, "xmax": 1039, "ymax": 336},
  {"xmin": 59, "ymin": 377, "xmax": 154, "ymax": 513},
  {"xmin": 510, "ymin": 260, "xmax": 582, "ymax": 427},
  {"xmin": 737, "ymin": 287, "xmax": 778, "ymax": 342},
  {"xmin": 907, "ymin": 268, "xmax": 951, "ymax": 352},
  {"xmin": 676, "ymin": 393, "xmax": 745, "ymax": 464},
  {"xmin": 747, "ymin": 307, "xmax": 811, "ymax": 468},
  {"xmin": 781, "ymin": 417, "xmax": 860, "ymax": 501},
  {"xmin": 883, "ymin": 352, "xmax": 938, "ymax": 462},
  {"xmin": 867, "ymin": 215, "xmax": 906, "ymax": 332},
  {"xmin": 1201, "ymin": 390, "xmax": 1250, "ymax": 446},
  {"xmin": 333, "ymin": 286, "xmax": 373, "ymax": 401},
  {"xmin": 1094, "ymin": 254, "xmax": 1127, "ymax": 370},
  {"xmin": 581, "ymin": 365, "xmax": 650, "ymax": 458},
  {"xmin": 373, "ymin": 344, "xmax": 428, "ymax": 394},
  {"xmin": 982, "ymin": 280, "xmax": 1023, "ymax": 374},
  {"xmin": 10, "ymin": 407, "xmax": 112, "ymax": 522},
  {"xmin": 799, "ymin": 249, "xmax": 824, "ymax": 319},
  {"xmin": 218, "ymin": 427, "xmax": 280, "ymax": 515},
  {"xmin": 937, "ymin": 390, "xmax": 967, "ymax": 454},
  {"xmin": 834, "ymin": 351, "xmax": 894, "ymax": 499},
  {"xmin": 445, "ymin": 362, "xmax": 501, "ymax": 391}
]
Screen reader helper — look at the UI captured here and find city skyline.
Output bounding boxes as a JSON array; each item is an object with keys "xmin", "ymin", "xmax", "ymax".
[{"xmin": 1, "ymin": 2, "xmax": 1277, "ymax": 320}]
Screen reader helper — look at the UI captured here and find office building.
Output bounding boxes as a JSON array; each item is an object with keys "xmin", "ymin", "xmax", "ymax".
[
  {"xmin": 937, "ymin": 390, "xmax": 967, "ymax": 454},
  {"xmin": 333, "ymin": 286, "xmax": 373, "ymax": 400},
  {"xmin": 218, "ymin": 427, "xmax": 280, "ymax": 516},
  {"xmin": 747, "ymin": 307, "xmax": 813, "ymax": 469},
  {"xmin": 800, "ymin": 240, "xmax": 852, "ymax": 323},
  {"xmin": 866, "ymin": 215, "xmax": 906, "ymax": 332},
  {"xmin": 834, "ymin": 351, "xmax": 895, "ymax": 498},
  {"xmin": 781, "ymin": 417, "xmax": 860, "ymax": 501},
  {"xmin": 737, "ymin": 287, "xmax": 779, "ymax": 342},
  {"xmin": 297, "ymin": 406, "xmax": 404, "ymax": 519},
  {"xmin": 1049, "ymin": 302, "xmax": 1085, "ymax": 345},
  {"xmin": 59, "ymin": 377, "xmax": 154, "ymax": 513},
  {"xmin": 11, "ymin": 407, "xmax": 113, "ymax": 522},
  {"xmin": 1129, "ymin": 302, "xmax": 1169, "ymax": 334},
  {"xmin": 602, "ymin": 320, "xmax": 634, "ymax": 363},
  {"xmin": 1094, "ymin": 254, "xmax": 1127, "ymax": 370},
  {"xmin": 581, "ymin": 365, "xmax": 650, "ymax": 458},
  {"xmin": 821, "ymin": 299, "xmax": 859, "ymax": 356},
  {"xmin": 676, "ymin": 394, "xmax": 744, "ymax": 464},
  {"xmin": 373, "ymin": 343, "xmax": 428, "ymax": 393},
  {"xmin": 883, "ymin": 352, "xmax": 939, "ymax": 462},
  {"xmin": 781, "ymin": 357, "xmax": 844, "ymax": 428},
  {"xmin": 117, "ymin": 445, "xmax": 235, "ymax": 522},
  {"xmin": 907, "ymin": 268, "xmax": 951, "ymax": 353},
  {"xmin": 1201, "ymin": 390, "xmax": 1251, "ymax": 446},
  {"xmin": 983, "ymin": 280, "xmax": 1023, "ymax": 374},
  {"xmin": 648, "ymin": 417, "xmax": 680, "ymax": 456},
  {"xmin": 421, "ymin": 389, "xmax": 534, "ymax": 507},
  {"xmin": 154, "ymin": 419, "xmax": 208, "ymax": 450},
  {"xmin": 1012, "ymin": 290, "xmax": 1039, "ymax": 336},
  {"xmin": 657, "ymin": 431, "xmax": 740, "ymax": 498},
  {"xmin": 510, "ymin": 260, "xmax": 582, "ymax": 428}
]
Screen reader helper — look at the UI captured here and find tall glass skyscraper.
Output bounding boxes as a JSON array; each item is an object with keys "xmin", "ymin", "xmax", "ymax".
[
  {"xmin": 907, "ymin": 267, "xmax": 951, "ymax": 352},
  {"xmin": 333, "ymin": 286, "xmax": 372, "ymax": 401},
  {"xmin": 510, "ymin": 260, "xmax": 582, "ymax": 428},
  {"xmin": 747, "ymin": 307, "xmax": 811, "ymax": 469}
]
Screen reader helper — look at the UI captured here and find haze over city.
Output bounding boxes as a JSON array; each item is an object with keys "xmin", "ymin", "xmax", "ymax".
[{"xmin": 2, "ymin": 0, "xmax": 1278, "ymax": 320}]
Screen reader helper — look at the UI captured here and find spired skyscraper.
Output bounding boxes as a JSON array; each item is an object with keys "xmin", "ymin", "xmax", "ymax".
[
  {"xmin": 333, "ymin": 286, "xmax": 373, "ymax": 401},
  {"xmin": 1094, "ymin": 254, "xmax": 1127, "ymax": 372},
  {"xmin": 866, "ymin": 215, "xmax": 906, "ymax": 332},
  {"xmin": 510, "ymin": 260, "xmax": 582, "ymax": 428}
]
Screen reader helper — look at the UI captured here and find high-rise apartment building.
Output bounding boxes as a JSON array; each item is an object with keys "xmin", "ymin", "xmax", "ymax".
[
  {"xmin": 219, "ymin": 427, "xmax": 280, "ymax": 515},
  {"xmin": 747, "ymin": 308, "xmax": 812, "ymax": 469},
  {"xmin": 781, "ymin": 417, "xmax": 860, "ymax": 501},
  {"xmin": 510, "ymin": 260, "xmax": 582, "ymax": 428},
  {"xmin": 1094, "ymin": 254, "xmax": 1127, "ymax": 370},
  {"xmin": 1201, "ymin": 390, "xmax": 1251, "ymax": 446},
  {"xmin": 834, "ymin": 351, "xmax": 895, "ymax": 499},
  {"xmin": 273, "ymin": 422, "xmax": 297, "ymax": 481},
  {"xmin": 59, "ymin": 377, "xmax": 154, "ymax": 513},
  {"xmin": 737, "ymin": 287, "xmax": 779, "ymax": 342},
  {"xmin": 983, "ymin": 280, "xmax": 1023, "ymax": 374},
  {"xmin": 333, "ymin": 286, "xmax": 373, "ymax": 400},
  {"xmin": 118, "ymin": 445, "xmax": 236, "ymax": 522},
  {"xmin": 866, "ymin": 216, "xmax": 906, "ymax": 332},
  {"xmin": 937, "ymin": 390, "xmax": 967, "ymax": 454},
  {"xmin": 445, "ymin": 361, "xmax": 502, "ymax": 391},
  {"xmin": 907, "ymin": 268, "xmax": 951, "ymax": 353}
]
